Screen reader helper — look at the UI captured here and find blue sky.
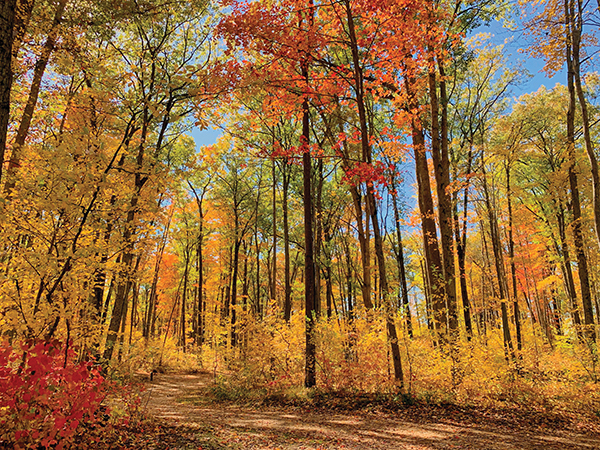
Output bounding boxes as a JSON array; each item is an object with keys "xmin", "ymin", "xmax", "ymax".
[
  {"xmin": 192, "ymin": 126, "xmax": 221, "ymax": 148},
  {"xmin": 479, "ymin": 20, "xmax": 565, "ymax": 95}
]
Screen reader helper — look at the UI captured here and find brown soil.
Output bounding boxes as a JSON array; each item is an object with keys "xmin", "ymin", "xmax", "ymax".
[{"xmin": 140, "ymin": 372, "xmax": 600, "ymax": 450}]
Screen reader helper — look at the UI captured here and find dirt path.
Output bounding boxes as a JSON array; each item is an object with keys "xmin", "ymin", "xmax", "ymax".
[{"xmin": 141, "ymin": 372, "xmax": 600, "ymax": 449}]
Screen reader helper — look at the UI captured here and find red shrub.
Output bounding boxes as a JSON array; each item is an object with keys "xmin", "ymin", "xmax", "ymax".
[{"xmin": 0, "ymin": 340, "xmax": 111, "ymax": 449}]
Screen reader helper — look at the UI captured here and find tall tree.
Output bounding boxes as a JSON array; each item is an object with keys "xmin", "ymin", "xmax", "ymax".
[
  {"xmin": 0, "ymin": 0, "xmax": 17, "ymax": 181},
  {"xmin": 565, "ymin": 1, "xmax": 596, "ymax": 341},
  {"xmin": 4, "ymin": 0, "xmax": 68, "ymax": 194}
]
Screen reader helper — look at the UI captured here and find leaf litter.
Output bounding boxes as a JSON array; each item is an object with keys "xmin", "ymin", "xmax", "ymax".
[{"xmin": 117, "ymin": 371, "xmax": 600, "ymax": 450}]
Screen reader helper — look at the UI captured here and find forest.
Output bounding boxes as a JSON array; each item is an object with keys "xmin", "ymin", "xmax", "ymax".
[{"xmin": 2, "ymin": 0, "xmax": 600, "ymax": 448}]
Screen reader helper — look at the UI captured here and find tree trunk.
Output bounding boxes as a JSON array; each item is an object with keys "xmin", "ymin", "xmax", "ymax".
[
  {"xmin": 453, "ymin": 147, "xmax": 474, "ymax": 340},
  {"xmin": 129, "ymin": 282, "xmax": 139, "ymax": 347},
  {"xmin": 410, "ymin": 104, "xmax": 448, "ymax": 337},
  {"xmin": 196, "ymin": 224, "xmax": 204, "ymax": 346},
  {"xmin": 390, "ymin": 178, "xmax": 413, "ymax": 338},
  {"xmin": 565, "ymin": 0, "xmax": 596, "ymax": 341},
  {"xmin": 429, "ymin": 59, "xmax": 459, "ymax": 337},
  {"xmin": 369, "ymin": 191, "xmax": 404, "ymax": 385},
  {"xmin": 254, "ymin": 222, "xmax": 262, "ymax": 317},
  {"xmin": 188, "ymin": 181, "xmax": 207, "ymax": 345},
  {"xmin": 323, "ymin": 228, "xmax": 334, "ymax": 319},
  {"xmin": 556, "ymin": 206, "xmax": 582, "ymax": 330},
  {"xmin": 420, "ymin": 259, "xmax": 434, "ymax": 331},
  {"xmin": 181, "ymin": 245, "xmax": 190, "ymax": 351},
  {"xmin": 231, "ymin": 238, "xmax": 241, "ymax": 348},
  {"xmin": 223, "ymin": 247, "xmax": 232, "ymax": 321},
  {"xmin": 271, "ymin": 159, "xmax": 277, "ymax": 304},
  {"xmin": 117, "ymin": 285, "xmax": 129, "ymax": 362},
  {"xmin": 144, "ymin": 208, "xmax": 172, "ymax": 339},
  {"xmin": 283, "ymin": 163, "xmax": 292, "ymax": 321},
  {"xmin": 242, "ymin": 240, "xmax": 250, "ymax": 312},
  {"xmin": 300, "ymin": 1, "xmax": 317, "ymax": 386},
  {"xmin": 333, "ymin": 60, "xmax": 370, "ymax": 313},
  {"xmin": 104, "ymin": 95, "xmax": 157, "ymax": 362},
  {"xmin": 571, "ymin": 0, "xmax": 600, "ymax": 253},
  {"xmin": 0, "ymin": 0, "xmax": 17, "ymax": 183},
  {"xmin": 348, "ymin": 179, "xmax": 372, "ymax": 309},
  {"xmin": 344, "ymin": 238, "xmax": 354, "ymax": 321},
  {"xmin": 102, "ymin": 277, "xmax": 114, "ymax": 325},
  {"xmin": 314, "ymin": 158, "xmax": 324, "ymax": 317},
  {"xmin": 93, "ymin": 195, "xmax": 117, "ymax": 316},
  {"xmin": 506, "ymin": 161, "xmax": 523, "ymax": 351},
  {"xmin": 345, "ymin": 0, "xmax": 403, "ymax": 384},
  {"xmin": 103, "ymin": 210, "xmax": 137, "ymax": 361},
  {"xmin": 118, "ymin": 252, "xmax": 140, "ymax": 360},
  {"xmin": 12, "ymin": 0, "xmax": 35, "ymax": 63},
  {"xmin": 481, "ymin": 163, "xmax": 514, "ymax": 362},
  {"xmin": 5, "ymin": 0, "xmax": 68, "ymax": 194},
  {"xmin": 302, "ymin": 74, "xmax": 316, "ymax": 389}
]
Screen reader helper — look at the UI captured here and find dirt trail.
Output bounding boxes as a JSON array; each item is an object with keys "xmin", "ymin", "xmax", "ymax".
[{"xmin": 142, "ymin": 372, "xmax": 600, "ymax": 449}]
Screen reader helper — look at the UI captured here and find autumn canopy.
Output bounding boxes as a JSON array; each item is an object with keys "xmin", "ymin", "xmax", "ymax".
[{"xmin": 1, "ymin": 0, "xmax": 600, "ymax": 446}]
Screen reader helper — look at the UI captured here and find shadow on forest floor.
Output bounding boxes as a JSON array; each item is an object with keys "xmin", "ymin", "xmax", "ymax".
[{"xmin": 137, "ymin": 372, "xmax": 600, "ymax": 450}]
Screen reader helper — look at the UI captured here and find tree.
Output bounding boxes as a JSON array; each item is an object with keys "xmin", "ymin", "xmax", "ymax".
[
  {"xmin": 522, "ymin": 0, "xmax": 596, "ymax": 342},
  {"xmin": 0, "ymin": 0, "xmax": 17, "ymax": 181},
  {"xmin": 214, "ymin": 150, "xmax": 261, "ymax": 347}
]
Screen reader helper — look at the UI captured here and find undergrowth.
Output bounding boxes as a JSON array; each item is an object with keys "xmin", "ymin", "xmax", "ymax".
[
  {"xmin": 122, "ymin": 308, "xmax": 600, "ymax": 433},
  {"xmin": 0, "ymin": 339, "xmax": 145, "ymax": 449},
  {"xmin": 150, "ymin": 311, "xmax": 600, "ymax": 426}
]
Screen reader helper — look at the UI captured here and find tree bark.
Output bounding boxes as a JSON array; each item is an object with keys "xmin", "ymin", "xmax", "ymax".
[
  {"xmin": 565, "ymin": 0, "xmax": 596, "ymax": 341},
  {"xmin": 556, "ymin": 206, "xmax": 582, "ymax": 330},
  {"xmin": 181, "ymin": 245, "xmax": 190, "ymax": 351},
  {"xmin": 506, "ymin": 161, "xmax": 523, "ymax": 351},
  {"xmin": 481, "ymin": 162, "xmax": 514, "ymax": 361},
  {"xmin": 230, "ymin": 237, "xmax": 241, "ymax": 347},
  {"xmin": 282, "ymin": 162, "xmax": 292, "ymax": 321},
  {"xmin": 5, "ymin": 0, "xmax": 68, "ymax": 194},
  {"xmin": 429, "ymin": 59, "xmax": 459, "ymax": 336},
  {"xmin": 410, "ymin": 100, "xmax": 448, "ymax": 337},
  {"xmin": 189, "ymin": 181, "xmax": 208, "ymax": 345},
  {"xmin": 12, "ymin": 0, "xmax": 35, "ymax": 63},
  {"xmin": 570, "ymin": 0, "xmax": 600, "ymax": 254},
  {"xmin": 302, "ymin": 73, "xmax": 316, "ymax": 389},
  {"xmin": 390, "ymin": 177, "xmax": 413, "ymax": 338},
  {"xmin": 298, "ymin": 0, "xmax": 316, "ymax": 387},
  {"xmin": 314, "ymin": 158, "xmax": 324, "ymax": 317},
  {"xmin": 453, "ymin": 146, "xmax": 473, "ymax": 339},
  {"xmin": 105, "ymin": 93, "xmax": 158, "ymax": 361},
  {"xmin": 345, "ymin": 0, "xmax": 403, "ymax": 384},
  {"xmin": 253, "ymin": 222, "xmax": 262, "ymax": 317},
  {"xmin": 143, "ymin": 211, "xmax": 172, "ymax": 339},
  {"xmin": 271, "ymin": 159, "xmax": 277, "ymax": 304},
  {"xmin": 0, "ymin": 0, "xmax": 17, "ymax": 183}
]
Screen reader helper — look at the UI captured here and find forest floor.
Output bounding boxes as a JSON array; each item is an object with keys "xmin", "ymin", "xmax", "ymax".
[{"xmin": 119, "ymin": 372, "xmax": 600, "ymax": 449}]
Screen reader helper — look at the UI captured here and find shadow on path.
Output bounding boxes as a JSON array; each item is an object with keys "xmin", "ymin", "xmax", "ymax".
[{"xmin": 142, "ymin": 373, "xmax": 600, "ymax": 450}]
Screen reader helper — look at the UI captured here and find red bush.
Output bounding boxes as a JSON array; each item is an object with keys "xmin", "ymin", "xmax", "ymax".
[{"xmin": 0, "ymin": 340, "xmax": 111, "ymax": 449}]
